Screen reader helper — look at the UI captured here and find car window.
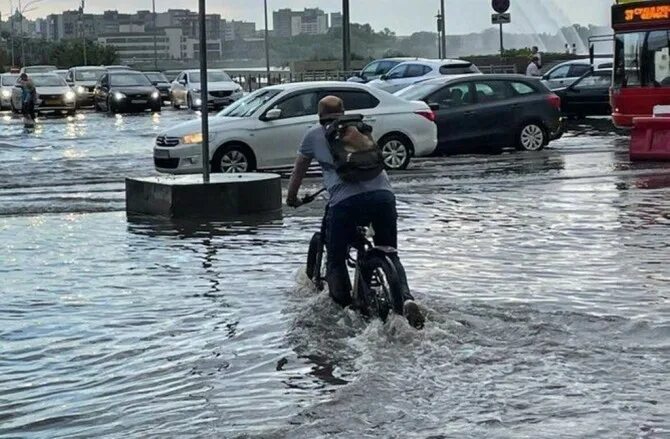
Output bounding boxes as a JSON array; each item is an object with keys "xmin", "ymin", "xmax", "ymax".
[
  {"xmin": 428, "ymin": 83, "xmax": 473, "ymax": 108},
  {"xmin": 405, "ymin": 64, "xmax": 428, "ymax": 78},
  {"xmin": 378, "ymin": 61, "xmax": 398, "ymax": 75},
  {"xmin": 273, "ymin": 92, "xmax": 318, "ymax": 119},
  {"xmin": 574, "ymin": 73, "xmax": 612, "ymax": 90},
  {"xmin": 320, "ymin": 90, "xmax": 380, "ymax": 111},
  {"xmin": 439, "ymin": 63, "xmax": 477, "ymax": 75},
  {"xmin": 474, "ymin": 81, "xmax": 513, "ymax": 103},
  {"xmin": 1, "ymin": 75, "xmax": 19, "ymax": 86},
  {"xmin": 362, "ymin": 62, "xmax": 380, "ymax": 76},
  {"xmin": 548, "ymin": 65, "xmax": 571, "ymax": 80},
  {"xmin": 386, "ymin": 64, "xmax": 407, "ymax": 79},
  {"xmin": 568, "ymin": 64, "xmax": 591, "ymax": 78},
  {"xmin": 510, "ymin": 81, "xmax": 537, "ymax": 95},
  {"xmin": 100, "ymin": 74, "xmax": 108, "ymax": 87}
]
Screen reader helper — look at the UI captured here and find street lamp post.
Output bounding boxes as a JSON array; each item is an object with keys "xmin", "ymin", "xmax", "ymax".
[
  {"xmin": 153, "ymin": 0, "xmax": 158, "ymax": 70},
  {"xmin": 8, "ymin": 0, "xmax": 16, "ymax": 66},
  {"xmin": 263, "ymin": 0, "xmax": 270, "ymax": 82},
  {"xmin": 440, "ymin": 0, "xmax": 446, "ymax": 58},
  {"xmin": 80, "ymin": 0, "xmax": 87, "ymax": 66},
  {"xmin": 198, "ymin": 0, "xmax": 210, "ymax": 184},
  {"xmin": 342, "ymin": 0, "xmax": 350, "ymax": 73}
]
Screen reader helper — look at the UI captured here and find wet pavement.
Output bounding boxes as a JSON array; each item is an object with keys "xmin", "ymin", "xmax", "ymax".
[{"xmin": 0, "ymin": 109, "xmax": 669, "ymax": 438}]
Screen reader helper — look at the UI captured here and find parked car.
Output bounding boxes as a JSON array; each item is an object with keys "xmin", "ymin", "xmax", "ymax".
[
  {"xmin": 163, "ymin": 70, "xmax": 182, "ymax": 82},
  {"xmin": 554, "ymin": 69, "xmax": 613, "ymax": 118},
  {"xmin": 143, "ymin": 71, "xmax": 171, "ymax": 103},
  {"xmin": 11, "ymin": 73, "xmax": 76, "ymax": 116},
  {"xmin": 53, "ymin": 69, "xmax": 69, "ymax": 80},
  {"xmin": 170, "ymin": 69, "xmax": 244, "ymax": 110},
  {"xmin": 395, "ymin": 74, "xmax": 562, "ymax": 153},
  {"xmin": 0, "ymin": 73, "xmax": 19, "ymax": 110},
  {"xmin": 541, "ymin": 58, "xmax": 613, "ymax": 90},
  {"xmin": 94, "ymin": 71, "xmax": 161, "ymax": 114},
  {"xmin": 19, "ymin": 65, "xmax": 58, "ymax": 74},
  {"xmin": 104, "ymin": 65, "xmax": 133, "ymax": 72},
  {"xmin": 66, "ymin": 66, "xmax": 107, "ymax": 107},
  {"xmin": 347, "ymin": 57, "xmax": 418, "ymax": 84},
  {"xmin": 368, "ymin": 59, "xmax": 481, "ymax": 94},
  {"xmin": 154, "ymin": 82, "xmax": 437, "ymax": 174}
]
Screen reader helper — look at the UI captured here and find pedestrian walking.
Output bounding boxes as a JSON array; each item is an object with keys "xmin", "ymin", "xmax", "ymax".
[
  {"xmin": 526, "ymin": 55, "xmax": 542, "ymax": 77},
  {"xmin": 531, "ymin": 46, "xmax": 543, "ymax": 68},
  {"xmin": 17, "ymin": 73, "xmax": 37, "ymax": 127}
]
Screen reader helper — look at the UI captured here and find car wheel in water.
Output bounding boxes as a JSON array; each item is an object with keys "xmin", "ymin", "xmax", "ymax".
[
  {"xmin": 517, "ymin": 123, "xmax": 546, "ymax": 151},
  {"xmin": 212, "ymin": 145, "xmax": 255, "ymax": 173},
  {"xmin": 107, "ymin": 97, "xmax": 117, "ymax": 115},
  {"xmin": 187, "ymin": 93, "xmax": 196, "ymax": 111},
  {"xmin": 380, "ymin": 134, "xmax": 412, "ymax": 170},
  {"xmin": 171, "ymin": 98, "xmax": 179, "ymax": 109}
]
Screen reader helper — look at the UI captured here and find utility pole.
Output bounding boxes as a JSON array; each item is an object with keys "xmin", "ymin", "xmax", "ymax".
[
  {"xmin": 9, "ymin": 0, "xmax": 15, "ymax": 66},
  {"xmin": 198, "ymin": 0, "xmax": 210, "ymax": 184},
  {"xmin": 342, "ymin": 0, "xmax": 350, "ymax": 72},
  {"xmin": 19, "ymin": 0, "xmax": 24, "ymax": 66},
  {"xmin": 153, "ymin": 0, "xmax": 158, "ymax": 70},
  {"xmin": 263, "ymin": 0, "xmax": 270, "ymax": 82},
  {"xmin": 80, "ymin": 0, "xmax": 87, "ymax": 65},
  {"xmin": 436, "ymin": 10, "xmax": 442, "ymax": 59},
  {"xmin": 440, "ymin": 0, "xmax": 446, "ymax": 59}
]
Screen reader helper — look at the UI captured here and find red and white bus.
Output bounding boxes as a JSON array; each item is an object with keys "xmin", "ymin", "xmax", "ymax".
[{"xmin": 611, "ymin": 0, "xmax": 670, "ymax": 127}]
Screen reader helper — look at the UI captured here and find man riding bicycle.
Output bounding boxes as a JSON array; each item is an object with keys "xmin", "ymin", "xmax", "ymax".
[{"xmin": 286, "ymin": 95, "xmax": 424, "ymax": 329}]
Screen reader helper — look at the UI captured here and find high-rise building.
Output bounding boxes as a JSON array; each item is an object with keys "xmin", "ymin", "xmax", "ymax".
[
  {"xmin": 330, "ymin": 12, "xmax": 342, "ymax": 29},
  {"xmin": 272, "ymin": 8, "xmax": 294, "ymax": 38},
  {"xmin": 273, "ymin": 8, "xmax": 328, "ymax": 37},
  {"xmin": 222, "ymin": 20, "xmax": 256, "ymax": 41}
]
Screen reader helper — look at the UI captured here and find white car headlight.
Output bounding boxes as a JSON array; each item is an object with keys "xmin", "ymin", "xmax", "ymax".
[
  {"xmin": 1, "ymin": 89, "xmax": 10, "ymax": 98},
  {"xmin": 182, "ymin": 132, "xmax": 203, "ymax": 144},
  {"xmin": 76, "ymin": 86, "xmax": 86, "ymax": 94},
  {"xmin": 113, "ymin": 92, "xmax": 125, "ymax": 101},
  {"xmin": 64, "ymin": 91, "xmax": 76, "ymax": 101},
  {"xmin": 151, "ymin": 91, "xmax": 160, "ymax": 100},
  {"xmin": 194, "ymin": 98, "xmax": 203, "ymax": 107}
]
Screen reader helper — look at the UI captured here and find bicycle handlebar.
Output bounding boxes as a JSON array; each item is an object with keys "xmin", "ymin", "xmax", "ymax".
[{"xmin": 300, "ymin": 188, "xmax": 327, "ymax": 205}]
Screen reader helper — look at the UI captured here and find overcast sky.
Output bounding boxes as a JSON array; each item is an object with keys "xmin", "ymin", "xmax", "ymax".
[{"xmin": 29, "ymin": 0, "xmax": 613, "ymax": 35}]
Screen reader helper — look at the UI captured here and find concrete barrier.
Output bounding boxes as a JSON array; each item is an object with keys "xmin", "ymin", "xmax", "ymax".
[
  {"xmin": 125, "ymin": 174, "xmax": 282, "ymax": 219},
  {"xmin": 630, "ymin": 117, "xmax": 670, "ymax": 162}
]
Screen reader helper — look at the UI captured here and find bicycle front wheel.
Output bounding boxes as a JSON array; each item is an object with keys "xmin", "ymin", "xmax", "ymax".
[{"xmin": 362, "ymin": 255, "xmax": 404, "ymax": 322}]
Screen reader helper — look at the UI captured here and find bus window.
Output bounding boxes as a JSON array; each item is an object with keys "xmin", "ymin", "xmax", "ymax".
[
  {"xmin": 647, "ymin": 31, "xmax": 670, "ymax": 86},
  {"xmin": 614, "ymin": 32, "xmax": 642, "ymax": 87}
]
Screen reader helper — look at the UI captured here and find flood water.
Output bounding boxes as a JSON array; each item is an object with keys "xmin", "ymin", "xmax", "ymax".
[{"xmin": 1, "ymin": 110, "xmax": 669, "ymax": 438}]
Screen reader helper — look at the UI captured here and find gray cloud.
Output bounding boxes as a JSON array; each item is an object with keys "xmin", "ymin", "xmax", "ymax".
[{"xmin": 31, "ymin": 0, "xmax": 612, "ymax": 36}]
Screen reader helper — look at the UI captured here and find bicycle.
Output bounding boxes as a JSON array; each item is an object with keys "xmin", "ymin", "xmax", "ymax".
[{"xmin": 302, "ymin": 190, "xmax": 409, "ymax": 324}]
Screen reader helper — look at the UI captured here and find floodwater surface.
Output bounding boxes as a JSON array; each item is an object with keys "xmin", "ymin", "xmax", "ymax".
[{"xmin": 0, "ymin": 111, "xmax": 668, "ymax": 438}]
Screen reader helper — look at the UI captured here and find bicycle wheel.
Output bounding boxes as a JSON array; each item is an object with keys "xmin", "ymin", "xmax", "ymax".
[
  {"xmin": 362, "ymin": 254, "xmax": 404, "ymax": 322},
  {"xmin": 306, "ymin": 232, "xmax": 325, "ymax": 291}
]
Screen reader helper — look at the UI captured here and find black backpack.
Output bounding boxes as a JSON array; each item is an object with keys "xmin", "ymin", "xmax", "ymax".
[{"xmin": 324, "ymin": 114, "xmax": 384, "ymax": 183}]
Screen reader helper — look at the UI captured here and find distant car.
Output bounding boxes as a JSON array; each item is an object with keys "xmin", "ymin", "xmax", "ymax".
[
  {"xmin": 0, "ymin": 73, "xmax": 19, "ymax": 110},
  {"xmin": 368, "ymin": 59, "xmax": 481, "ymax": 94},
  {"xmin": 105, "ymin": 65, "xmax": 134, "ymax": 72},
  {"xmin": 11, "ymin": 73, "xmax": 76, "ymax": 116},
  {"xmin": 66, "ymin": 66, "xmax": 107, "ymax": 107},
  {"xmin": 93, "ymin": 71, "xmax": 161, "ymax": 114},
  {"xmin": 541, "ymin": 58, "xmax": 613, "ymax": 90},
  {"xmin": 143, "ymin": 72, "xmax": 171, "ymax": 103},
  {"xmin": 20, "ymin": 65, "xmax": 58, "ymax": 74},
  {"xmin": 53, "ymin": 69, "xmax": 69, "ymax": 80},
  {"xmin": 395, "ymin": 74, "xmax": 562, "ymax": 153},
  {"xmin": 154, "ymin": 81, "xmax": 437, "ymax": 174},
  {"xmin": 347, "ymin": 57, "xmax": 418, "ymax": 84},
  {"xmin": 554, "ymin": 69, "xmax": 613, "ymax": 118},
  {"xmin": 170, "ymin": 69, "xmax": 244, "ymax": 110},
  {"xmin": 163, "ymin": 70, "xmax": 182, "ymax": 82}
]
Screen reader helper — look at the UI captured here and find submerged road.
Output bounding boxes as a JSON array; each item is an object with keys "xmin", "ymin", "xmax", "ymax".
[{"xmin": 0, "ymin": 110, "xmax": 668, "ymax": 438}]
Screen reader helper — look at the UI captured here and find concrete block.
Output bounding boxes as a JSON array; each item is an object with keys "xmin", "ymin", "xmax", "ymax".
[{"xmin": 125, "ymin": 174, "xmax": 282, "ymax": 219}]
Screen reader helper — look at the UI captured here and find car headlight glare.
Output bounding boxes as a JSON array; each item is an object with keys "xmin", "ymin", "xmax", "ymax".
[
  {"xmin": 65, "ymin": 91, "xmax": 76, "ymax": 101},
  {"xmin": 194, "ymin": 98, "xmax": 203, "ymax": 107},
  {"xmin": 182, "ymin": 133, "xmax": 203, "ymax": 144},
  {"xmin": 76, "ymin": 86, "xmax": 86, "ymax": 94},
  {"xmin": 151, "ymin": 91, "xmax": 160, "ymax": 99},
  {"xmin": 114, "ymin": 92, "xmax": 125, "ymax": 101},
  {"xmin": 1, "ymin": 89, "xmax": 11, "ymax": 98}
]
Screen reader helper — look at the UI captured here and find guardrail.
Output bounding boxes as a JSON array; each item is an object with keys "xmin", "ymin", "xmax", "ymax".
[{"xmin": 228, "ymin": 65, "xmax": 518, "ymax": 92}]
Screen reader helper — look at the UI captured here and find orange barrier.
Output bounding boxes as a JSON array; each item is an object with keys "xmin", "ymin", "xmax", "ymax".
[{"xmin": 630, "ymin": 117, "xmax": 670, "ymax": 161}]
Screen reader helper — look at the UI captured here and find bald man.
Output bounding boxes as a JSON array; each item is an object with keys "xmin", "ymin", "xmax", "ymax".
[{"xmin": 287, "ymin": 96, "xmax": 423, "ymax": 329}]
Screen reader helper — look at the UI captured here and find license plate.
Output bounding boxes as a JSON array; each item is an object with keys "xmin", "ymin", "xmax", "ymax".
[
  {"xmin": 154, "ymin": 149, "xmax": 170, "ymax": 158},
  {"xmin": 132, "ymin": 99, "xmax": 147, "ymax": 104},
  {"xmin": 46, "ymin": 100, "xmax": 60, "ymax": 105}
]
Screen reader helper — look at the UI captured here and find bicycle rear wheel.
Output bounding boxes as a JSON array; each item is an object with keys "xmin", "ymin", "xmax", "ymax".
[
  {"xmin": 306, "ymin": 232, "xmax": 325, "ymax": 291},
  {"xmin": 362, "ymin": 255, "xmax": 404, "ymax": 322}
]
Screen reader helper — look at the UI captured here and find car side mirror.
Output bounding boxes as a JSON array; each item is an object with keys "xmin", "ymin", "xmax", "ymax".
[
  {"xmin": 265, "ymin": 108, "xmax": 282, "ymax": 120},
  {"xmin": 178, "ymin": 79, "xmax": 186, "ymax": 85},
  {"xmin": 380, "ymin": 74, "xmax": 388, "ymax": 80},
  {"xmin": 428, "ymin": 102, "xmax": 440, "ymax": 111}
]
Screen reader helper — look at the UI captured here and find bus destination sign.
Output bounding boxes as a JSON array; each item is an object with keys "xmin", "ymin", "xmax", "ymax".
[{"xmin": 613, "ymin": 1, "xmax": 670, "ymax": 26}]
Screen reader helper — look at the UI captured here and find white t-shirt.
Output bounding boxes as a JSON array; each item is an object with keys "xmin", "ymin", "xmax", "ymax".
[{"xmin": 526, "ymin": 62, "xmax": 541, "ymax": 77}]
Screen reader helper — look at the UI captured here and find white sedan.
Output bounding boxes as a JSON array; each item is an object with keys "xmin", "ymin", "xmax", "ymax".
[{"xmin": 154, "ymin": 82, "xmax": 437, "ymax": 174}]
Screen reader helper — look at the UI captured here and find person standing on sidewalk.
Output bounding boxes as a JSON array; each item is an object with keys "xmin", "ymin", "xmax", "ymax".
[{"xmin": 526, "ymin": 55, "xmax": 542, "ymax": 77}]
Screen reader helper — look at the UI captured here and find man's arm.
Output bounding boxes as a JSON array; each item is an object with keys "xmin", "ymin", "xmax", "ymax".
[{"xmin": 286, "ymin": 154, "xmax": 312, "ymax": 207}]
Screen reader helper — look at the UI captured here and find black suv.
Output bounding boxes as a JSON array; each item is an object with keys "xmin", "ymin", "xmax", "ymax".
[{"xmin": 396, "ymin": 74, "xmax": 563, "ymax": 153}]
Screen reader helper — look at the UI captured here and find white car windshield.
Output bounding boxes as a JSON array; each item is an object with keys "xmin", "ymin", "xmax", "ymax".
[
  {"xmin": 191, "ymin": 71, "xmax": 232, "ymax": 83},
  {"xmin": 218, "ymin": 89, "xmax": 281, "ymax": 118},
  {"xmin": 111, "ymin": 74, "xmax": 151, "ymax": 86},
  {"xmin": 75, "ymin": 70, "xmax": 105, "ymax": 81},
  {"xmin": 32, "ymin": 75, "xmax": 67, "ymax": 87},
  {"xmin": 1, "ymin": 75, "xmax": 19, "ymax": 86}
]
